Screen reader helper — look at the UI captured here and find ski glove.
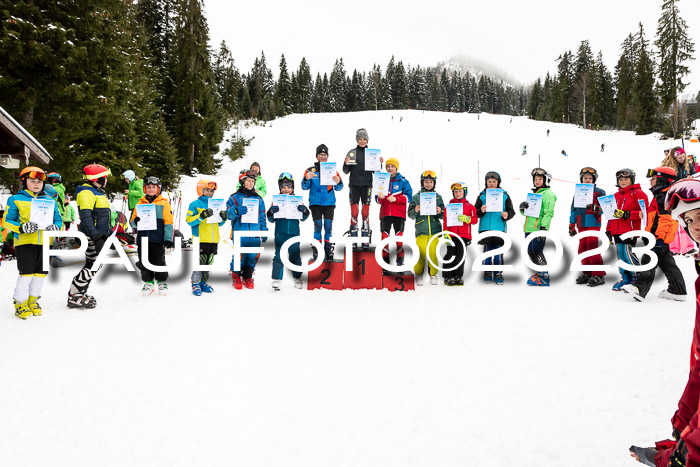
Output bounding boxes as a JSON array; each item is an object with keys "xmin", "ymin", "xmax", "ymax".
[
  {"xmin": 199, "ymin": 208, "xmax": 213, "ymax": 219},
  {"xmin": 220, "ymin": 211, "xmax": 227, "ymax": 221},
  {"xmin": 297, "ymin": 205, "xmax": 309, "ymax": 215},
  {"xmin": 164, "ymin": 240, "xmax": 174, "ymax": 249},
  {"xmin": 269, "ymin": 206, "xmax": 280, "ymax": 214},
  {"xmin": 613, "ymin": 209, "xmax": 630, "ymax": 219},
  {"xmin": 568, "ymin": 224, "xmax": 577, "ymax": 237},
  {"xmin": 519, "ymin": 202, "xmax": 529, "ymax": 214},
  {"xmin": 133, "ymin": 216, "xmax": 141, "ymax": 224},
  {"xmin": 46, "ymin": 224, "xmax": 61, "ymax": 231},
  {"xmin": 20, "ymin": 222, "xmax": 38, "ymax": 234},
  {"xmin": 236, "ymin": 205, "xmax": 248, "ymax": 215},
  {"xmin": 628, "ymin": 445, "xmax": 658, "ymax": 467},
  {"xmin": 458, "ymin": 215, "xmax": 471, "ymax": 223},
  {"xmin": 586, "ymin": 203, "xmax": 602, "ymax": 214}
]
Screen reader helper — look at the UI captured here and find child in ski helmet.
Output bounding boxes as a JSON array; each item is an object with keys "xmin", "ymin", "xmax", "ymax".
[
  {"xmin": 268, "ymin": 173, "xmax": 310, "ymax": 290},
  {"xmin": 519, "ymin": 168, "xmax": 557, "ymax": 287},
  {"xmin": 130, "ymin": 176, "xmax": 174, "ymax": 296},
  {"xmin": 226, "ymin": 169, "xmax": 268, "ymax": 289},
  {"xmin": 302, "ymin": 144, "xmax": 343, "ymax": 260},
  {"xmin": 376, "ymin": 157, "xmax": 412, "ymax": 270},
  {"xmin": 607, "ymin": 168, "xmax": 649, "ymax": 291},
  {"xmin": 67, "ymin": 163, "xmax": 112, "ymax": 309},
  {"xmin": 568, "ymin": 167, "xmax": 607, "ymax": 287},
  {"xmin": 186, "ymin": 179, "xmax": 227, "ymax": 296},
  {"xmin": 236, "ymin": 162, "xmax": 267, "ymax": 197},
  {"xmin": 473, "ymin": 171, "xmax": 515, "ymax": 284},
  {"xmin": 407, "ymin": 170, "xmax": 445, "ymax": 286},
  {"xmin": 442, "ymin": 182, "xmax": 477, "ymax": 286},
  {"xmin": 622, "ymin": 167, "xmax": 686, "ymax": 302},
  {"xmin": 3, "ymin": 166, "xmax": 62, "ymax": 319}
]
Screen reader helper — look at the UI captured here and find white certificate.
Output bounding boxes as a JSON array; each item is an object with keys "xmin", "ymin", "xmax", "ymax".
[
  {"xmin": 446, "ymin": 203, "xmax": 462, "ymax": 227},
  {"xmin": 271, "ymin": 195, "xmax": 287, "ymax": 219},
  {"xmin": 136, "ymin": 204, "xmax": 157, "ymax": 231},
  {"xmin": 320, "ymin": 162, "xmax": 337, "ymax": 186},
  {"xmin": 598, "ymin": 194, "xmax": 617, "ymax": 219},
  {"xmin": 30, "ymin": 198, "xmax": 55, "ymax": 230},
  {"xmin": 420, "ymin": 192, "xmax": 437, "ymax": 216},
  {"xmin": 365, "ymin": 148, "xmax": 382, "ymax": 171},
  {"xmin": 241, "ymin": 198, "xmax": 259, "ymax": 224},
  {"xmin": 485, "ymin": 189, "xmax": 504, "ymax": 213},
  {"xmin": 574, "ymin": 184, "xmax": 595, "ymax": 208},
  {"xmin": 207, "ymin": 198, "xmax": 225, "ymax": 224},
  {"xmin": 287, "ymin": 195, "xmax": 303, "ymax": 220},
  {"xmin": 524, "ymin": 193, "xmax": 543, "ymax": 218},
  {"xmin": 373, "ymin": 172, "xmax": 391, "ymax": 197},
  {"xmin": 639, "ymin": 199, "xmax": 647, "ymax": 224}
]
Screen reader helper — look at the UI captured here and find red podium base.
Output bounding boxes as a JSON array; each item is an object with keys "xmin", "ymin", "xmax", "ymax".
[
  {"xmin": 343, "ymin": 249, "xmax": 383, "ymax": 290},
  {"xmin": 307, "ymin": 260, "xmax": 344, "ymax": 290},
  {"xmin": 382, "ymin": 271, "xmax": 415, "ymax": 291}
]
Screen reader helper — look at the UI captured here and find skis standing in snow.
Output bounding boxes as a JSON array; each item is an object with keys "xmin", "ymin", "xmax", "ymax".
[
  {"xmin": 442, "ymin": 182, "xmax": 477, "ymax": 286},
  {"xmin": 376, "ymin": 157, "xmax": 412, "ymax": 272},
  {"xmin": 474, "ymin": 171, "xmax": 515, "ymax": 284},
  {"xmin": 130, "ymin": 176, "xmax": 174, "ymax": 297},
  {"xmin": 5, "ymin": 167, "xmax": 62, "ymax": 319},
  {"xmin": 186, "ymin": 179, "xmax": 227, "ymax": 296},
  {"xmin": 407, "ymin": 171, "xmax": 445, "ymax": 286},
  {"xmin": 268, "ymin": 173, "xmax": 309, "ymax": 291},
  {"xmin": 568, "ymin": 167, "xmax": 606, "ymax": 287}
]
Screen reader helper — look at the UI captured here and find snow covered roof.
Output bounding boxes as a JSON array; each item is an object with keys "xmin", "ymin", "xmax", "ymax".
[{"xmin": 0, "ymin": 105, "xmax": 52, "ymax": 164}]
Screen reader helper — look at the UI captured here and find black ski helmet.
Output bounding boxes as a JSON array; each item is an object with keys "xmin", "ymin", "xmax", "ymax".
[
  {"xmin": 531, "ymin": 167, "xmax": 552, "ymax": 187},
  {"xmin": 420, "ymin": 170, "xmax": 437, "ymax": 187},
  {"xmin": 579, "ymin": 167, "xmax": 598, "ymax": 183},
  {"xmin": 616, "ymin": 168, "xmax": 636, "ymax": 186},
  {"xmin": 485, "ymin": 171, "xmax": 501, "ymax": 187}
]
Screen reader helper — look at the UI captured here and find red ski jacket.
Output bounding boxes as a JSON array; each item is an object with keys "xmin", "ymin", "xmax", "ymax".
[
  {"xmin": 442, "ymin": 198, "xmax": 477, "ymax": 239},
  {"xmin": 607, "ymin": 184, "xmax": 648, "ymax": 235}
]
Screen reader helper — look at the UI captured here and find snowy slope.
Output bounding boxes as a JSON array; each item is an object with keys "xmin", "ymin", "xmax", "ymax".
[{"xmin": 2, "ymin": 110, "xmax": 700, "ymax": 467}]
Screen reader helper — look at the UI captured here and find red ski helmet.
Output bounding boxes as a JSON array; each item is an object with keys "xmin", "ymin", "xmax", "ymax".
[{"xmin": 83, "ymin": 164, "xmax": 111, "ymax": 183}]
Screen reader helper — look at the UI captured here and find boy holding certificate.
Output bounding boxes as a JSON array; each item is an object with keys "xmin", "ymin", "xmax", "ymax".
[
  {"xmin": 568, "ymin": 167, "xmax": 607, "ymax": 287},
  {"xmin": 442, "ymin": 182, "xmax": 477, "ymax": 286},
  {"xmin": 407, "ymin": 171, "xmax": 445, "ymax": 286},
  {"xmin": 474, "ymin": 171, "xmax": 515, "ymax": 284},
  {"xmin": 302, "ymin": 144, "xmax": 343, "ymax": 260},
  {"xmin": 518, "ymin": 168, "xmax": 557, "ymax": 287},
  {"xmin": 4, "ymin": 167, "xmax": 62, "ymax": 319},
  {"xmin": 268, "ymin": 173, "xmax": 310, "ymax": 290},
  {"xmin": 186, "ymin": 179, "xmax": 227, "ymax": 296},
  {"xmin": 226, "ymin": 169, "xmax": 268, "ymax": 289},
  {"xmin": 376, "ymin": 157, "xmax": 412, "ymax": 270},
  {"xmin": 130, "ymin": 176, "xmax": 175, "ymax": 296}
]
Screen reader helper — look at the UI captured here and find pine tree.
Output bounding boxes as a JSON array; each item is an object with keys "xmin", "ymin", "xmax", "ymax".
[
  {"xmin": 634, "ymin": 23, "xmax": 658, "ymax": 135},
  {"xmin": 655, "ymin": 0, "xmax": 695, "ymax": 137},
  {"xmin": 213, "ymin": 40, "xmax": 241, "ymax": 123},
  {"xmin": 276, "ymin": 54, "xmax": 293, "ymax": 116},
  {"xmin": 554, "ymin": 51, "xmax": 574, "ymax": 123},
  {"xmin": 614, "ymin": 34, "xmax": 636, "ymax": 130},
  {"xmin": 293, "ymin": 57, "xmax": 312, "ymax": 113},
  {"xmin": 573, "ymin": 40, "xmax": 594, "ymax": 128},
  {"xmin": 329, "ymin": 58, "xmax": 348, "ymax": 112}
]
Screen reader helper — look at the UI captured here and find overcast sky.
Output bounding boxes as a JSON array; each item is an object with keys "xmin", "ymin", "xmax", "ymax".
[{"xmin": 205, "ymin": 0, "xmax": 700, "ymax": 95}]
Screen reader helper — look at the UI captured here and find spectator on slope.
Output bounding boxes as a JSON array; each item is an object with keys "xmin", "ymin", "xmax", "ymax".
[
  {"xmin": 663, "ymin": 147, "xmax": 696, "ymax": 180},
  {"xmin": 236, "ymin": 161, "xmax": 267, "ymax": 198}
]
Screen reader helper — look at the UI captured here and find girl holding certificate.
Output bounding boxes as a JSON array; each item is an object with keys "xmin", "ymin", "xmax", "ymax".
[
  {"xmin": 519, "ymin": 168, "xmax": 557, "ymax": 287},
  {"xmin": 376, "ymin": 157, "xmax": 412, "ymax": 270},
  {"xmin": 442, "ymin": 182, "xmax": 477, "ymax": 286},
  {"xmin": 407, "ymin": 171, "xmax": 445, "ymax": 286},
  {"xmin": 4, "ymin": 166, "xmax": 62, "ymax": 319}
]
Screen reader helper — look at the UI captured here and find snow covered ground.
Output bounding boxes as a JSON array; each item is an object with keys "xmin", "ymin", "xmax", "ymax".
[{"xmin": 2, "ymin": 110, "xmax": 700, "ymax": 466}]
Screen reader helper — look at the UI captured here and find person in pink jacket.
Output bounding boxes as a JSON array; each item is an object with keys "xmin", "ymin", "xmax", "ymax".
[{"xmin": 442, "ymin": 182, "xmax": 477, "ymax": 286}]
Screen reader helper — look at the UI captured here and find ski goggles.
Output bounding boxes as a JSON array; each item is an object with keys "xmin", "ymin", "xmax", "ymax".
[
  {"xmin": 23, "ymin": 169, "xmax": 47, "ymax": 181},
  {"xmin": 615, "ymin": 169, "xmax": 634, "ymax": 178},
  {"xmin": 239, "ymin": 169, "xmax": 257, "ymax": 181},
  {"xmin": 531, "ymin": 168, "xmax": 547, "ymax": 177},
  {"xmin": 47, "ymin": 172, "xmax": 62, "ymax": 183},
  {"xmin": 665, "ymin": 179, "xmax": 700, "ymax": 212},
  {"xmin": 143, "ymin": 176, "xmax": 161, "ymax": 186},
  {"xmin": 580, "ymin": 167, "xmax": 597, "ymax": 177},
  {"xmin": 485, "ymin": 171, "xmax": 500, "ymax": 180},
  {"xmin": 279, "ymin": 172, "xmax": 293, "ymax": 182},
  {"xmin": 645, "ymin": 168, "xmax": 675, "ymax": 179},
  {"xmin": 450, "ymin": 182, "xmax": 467, "ymax": 191},
  {"xmin": 421, "ymin": 170, "xmax": 437, "ymax": 180},
  {"xmin": 200, "ymin": 180, "xmax": 217, "ymax": 190}
]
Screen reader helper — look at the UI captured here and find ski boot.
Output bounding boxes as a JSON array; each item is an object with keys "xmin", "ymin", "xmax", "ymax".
[
  {"xmin": 348, "ymin": 225, "xmax": 359, "ymax": 250},
  {"xmin": 142, "ymin": 281, "xmax": 156, "ymax": 296},
  {"xmin": 527, "ymin": 272, "xmax": 550, "ymax": 287},
  {"xmin": 429, "ymin": 275, "xmax": 438, "ymax": 285},
  {"xmin": 587, "ymin": 276, "xmax": 605, "ymax": 287},
  {"xmin": 658, "ymin": 289, "xmax": 686, "ymax": 301},
  {"xmin": 28, "ymin": 296, "xmax": 42, "ymax": 316},
  {"xmin": 272, "ymin": 279, "xmax": 281, "ymax": 291},
  {"xmin": 361, "ymin": 221, "xmax": 371, "ymax": 249},
  {"xmin": 243, "ymin": 277, "xmax": 255, "ymax": 289},
  {"xmin": 454, "ymin": 277, "xmax": 464, "ymax": 286},
  {"xmin": 14, "ymin": 300, "xmax": 31, "ymax": 320},
  {"xmin": 483, "ymin": 271, "xmax": 493, "ymax": 283},
  {"xmin": 67, "ymin": 293, "xmax": 97, "ymax": 309},
  {"xmin": 294, "ymin": 278, "xmax": 303, "ymax": 289},
  {"xmin": 324, "ymin": 242, "xmax": 334, "ymax": 261},
  {"xmin": 493, "ymin": 272, "xmax": 504, "ymax": 285},
  {"xmin": 575, "ymin": 273, "xmax": 590, "ymax": 285},
  {"xmin": 612, "ymin": 279, "xmax": 632, "ymax": 291},
  {"xmin": 311, "ymin": 245, "xmax": 319, "ymax": 262},
  {"xmin": 396, "ymin": 255, "xmax": 404, "ymax": 268},
  {"xmin": 621, "ymin": 284, "xmax": 644, "ymax": 301},
  {"xmin": 415, "ymin": 275, "xmax": 424, "ymax": 286},
  {"xmin": 192, "ymin": 282, "xmax": 202, "ymax": 296},
  {"xmin": 200, "ymin": 281, "xmax": 214, "ymax": 293},
  {"xmin": 157, "ymin": 281, "xmax": 168, "ymax": 296},
  {"xmin": 444, "ymin": 277, "xmax": 453, "ymax": 286},
  {"xmin": 230, "ymin": 272, "xmax": 243, "ymax": 290}
]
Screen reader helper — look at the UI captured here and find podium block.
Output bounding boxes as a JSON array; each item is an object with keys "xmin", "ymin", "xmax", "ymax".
[
  {"xmin": 382, "ymin": 272, "xmax": 415, "ymax": 291},
  {"xmin": 343, "ymin": 249, "xmax": 383, "ymax": 290},
  {"xmin": 307, "ymin": 260, "xmax": 344, "ymax": 290}
]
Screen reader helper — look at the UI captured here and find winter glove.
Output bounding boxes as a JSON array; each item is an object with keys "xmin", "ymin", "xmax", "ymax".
[
  {"xmin": 269, "ymin": 206, "xmax": 280, "ymax": 214},
  {"xmin": 236, "ymin": 205, "xmax": 248, "ymax": 215},
  {"xmin": 133, "ymin": 216, "xmax": 141, "ymax": 224},
  {"xmin": 46, "ymin": 224, "xmax": 61, "ymax": 231},
  {"xmin": 20, "ymin": 222, "xmax": 38, "ymax": 234},
  {"xmin": 220, "ymin": 211, "xmax": 227, "ymax": 221},
  {"xmin": 199, "ymin": 208, "xmax": 213, "ymax": 219},
  {"xmin": 586, "ymin": 203, "xmax": 602, "ymax": 214},
  {"xmin": 568, "ymin": 224, "xmax": 577, "ymax": 237},
  {"xmin": 297, "ymin": 205, "xmax": 308, "ymax": 215},
  {"xmin": 458, "ymin": 215, "xmax": 471, "ymax": 223},
  {"xmin": 164, "ymin": 240, "xmax": 175, "ymax": 249},
  {"xmin": 519, "ymin": 202, "xmax": 529, "ymax": 211},
  {"xmin": 613, "ymin": 209, "xmax": 630, "ymax": 219},
  {"xmin": 629, "ymin": 445, "xmax": 659, "ymax": 467}
]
